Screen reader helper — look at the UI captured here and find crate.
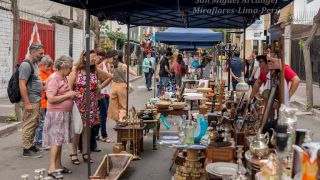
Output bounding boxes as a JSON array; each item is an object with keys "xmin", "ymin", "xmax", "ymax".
[{"xmin": 205, "ymin": 145, "xmax": 235, "ymax": 163}]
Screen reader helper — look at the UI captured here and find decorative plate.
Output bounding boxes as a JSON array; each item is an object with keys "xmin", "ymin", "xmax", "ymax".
[
  {"xmin": 206, "ymin": 162, "xmax": 246, "ymax": 177},
  {"xmin": 187, "ymin": 144, "xmax": 207, "ymax": 150},
  {"xmin": 172, "ymin": 144, "xmax": 188, "ymax": 148},
  {"xmin": 162, "ymin": 136, "xmax": 180, "ymax": 140}
]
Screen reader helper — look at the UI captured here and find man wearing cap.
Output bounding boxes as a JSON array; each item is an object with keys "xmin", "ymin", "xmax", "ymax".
[{"xmin": 19, "ymin": 43, "xmax": 44, "ymax": 157}]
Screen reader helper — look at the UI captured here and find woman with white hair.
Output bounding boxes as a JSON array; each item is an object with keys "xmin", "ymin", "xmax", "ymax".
[{"xmin": 43, "ymin": 55, "xmax": 77, "ymax": 179}]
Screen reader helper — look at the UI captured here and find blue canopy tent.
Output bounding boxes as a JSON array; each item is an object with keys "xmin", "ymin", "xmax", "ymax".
[
  {"xmin": 155, "ymin": 28, "xmax": 222, "ymax": 45},
  {"xmin": 49, "ymin": 0, "xmax": 294, "ymax": 177},
  {"xmin": 177, "ymin": 45, "xmax": 213, "ymax": 51}
]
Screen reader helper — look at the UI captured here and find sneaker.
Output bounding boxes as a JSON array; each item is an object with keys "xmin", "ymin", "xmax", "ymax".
[
  {"xmin": 23, "ymin": 149, "xmax": 42, "ymax": 158},
  {"xmin": 35, "ymin": 144, "xmax": 50, "ymax": 151},
  {"xmin": 30, "ymin": 145, "xmax": 43, "ymax": 153}
]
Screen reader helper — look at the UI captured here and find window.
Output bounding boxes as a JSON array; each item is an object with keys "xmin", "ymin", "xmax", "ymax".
[{"xmin": 253, "ymin": 40, "xmax": 259, "ymax": 54}]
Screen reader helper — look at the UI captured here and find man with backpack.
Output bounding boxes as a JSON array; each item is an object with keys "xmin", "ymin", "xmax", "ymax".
[{"xmin": 19, "ymin": 43, "xmax": 44, "ymax": 157}]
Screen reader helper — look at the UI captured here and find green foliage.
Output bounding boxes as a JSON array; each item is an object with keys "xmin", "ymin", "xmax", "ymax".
[
  {"xmin": 299, "ymin": 39, "xmax": 304, "ymax": 49},
  {"xmin": 101, "ymin": 22, "xmax": 126, "ymax": 49}
]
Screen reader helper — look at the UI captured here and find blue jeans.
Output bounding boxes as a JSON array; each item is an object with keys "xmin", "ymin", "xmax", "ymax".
[
  {"xmin": 98, "ymin": 97, "xmax": 109, "ymax": 138},
  {"xmin": 232, "ymin": 79, "xmax": 238, "ymax": 91},
  {"xmin": 157, "ymin": 76, "xmax": 170, "ymax": 96},
  {"xmin": 144, "ymin": 72, "xmax": 153, "ymax": 89},
  {"xmin": 35, "ymin": 108, "xmax": 46, "ymax": 145}
]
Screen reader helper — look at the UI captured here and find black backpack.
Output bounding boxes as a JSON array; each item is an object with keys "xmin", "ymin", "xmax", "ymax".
[{"xmin": 7, "ymin": 60, "xmax": 34, "ymax": 103}]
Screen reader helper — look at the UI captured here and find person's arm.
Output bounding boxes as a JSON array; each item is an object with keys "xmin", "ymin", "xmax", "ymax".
[
  {"xmin": 47, "ymin": 91, "xmax": 76, "ymax": 104},
  {"xmin": 289, "ymin": 75, "xmax": 300, "ymax": 98},
  {"xmin": 121, "ymin": 64, "xmax": 137, "ymax": 76},
  {"xmin": 19, "ymin": 80, "xmax": 32, "ymax": 111},
  {"xmin": 249, "ymin": 79, "xmax": 263, "ymax": 99},
  {"xmin": 230, "ymin": 69, "xmax": 239, "ymax": 81},
  {"xmin": 19, "ymin": 62, "xmax": 33, "ymax": 111},
  {"xmin": 100, "ymin": 78, "xmax": 112, "ymax": 89},
  {"xmin": 97, "ymin": 67, "xmax": 113, "ymax": 81}
]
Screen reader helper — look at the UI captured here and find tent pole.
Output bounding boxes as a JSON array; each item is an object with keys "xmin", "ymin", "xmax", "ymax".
[
  {"xmin": 154, "ymin": 41, "xmax": 157, "ymax": 98},
  {"xmin": 243, "ymin": 27, "xmax": 246, "ymax": 65},
  {"xmin": 84, "ymin": 8, "xmax": 91, "ymax": 178},
  {"xmin": 126, "ymin": 17, "xmax": 130, "ymax": 117}
]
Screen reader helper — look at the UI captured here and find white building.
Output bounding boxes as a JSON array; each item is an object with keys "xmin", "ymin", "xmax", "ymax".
[{"xmin": 293, "ymin": 0, "xmax": 320, "ymax": 24}]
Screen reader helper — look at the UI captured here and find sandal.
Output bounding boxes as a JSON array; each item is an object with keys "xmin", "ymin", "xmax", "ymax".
[
  {"xmin": 59, "ymin": 167, "xmax": 72, "ymax": 174},
  {"xmin": 99, "ymin": 136, "xmax": 113, "ymax": 143},
  {"xmin": 70, "ymin": 154, "xmax": 80, "ymax": 165},
  {"xmin": 82, "ymin": 153, "xmax": 94, "ymax": 163},
  {"xmin": 48, "ymin": 171, "xmax": 63, "ymax": 179}
]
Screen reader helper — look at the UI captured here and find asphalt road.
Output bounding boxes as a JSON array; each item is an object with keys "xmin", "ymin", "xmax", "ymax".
[{"xmin": 0, "ymin": 77, "xmax": 319, "ymax": 180}]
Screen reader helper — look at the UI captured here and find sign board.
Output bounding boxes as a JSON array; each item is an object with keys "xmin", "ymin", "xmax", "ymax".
[{"xmin": 246, "ymin": 20, "xmax": 266, "ymax": 41}]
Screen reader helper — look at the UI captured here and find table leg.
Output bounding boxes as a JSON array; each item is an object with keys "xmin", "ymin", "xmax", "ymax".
[
  {"xmin": 153, "ymin": 122, "xmax": 157, "ymax": 150},
  {"xmin": 157, "ymin": 121, "xmax": 160, "ymax": 139}
]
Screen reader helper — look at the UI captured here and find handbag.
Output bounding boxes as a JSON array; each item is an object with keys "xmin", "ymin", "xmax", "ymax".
[
  {"xmin": 71, "ymin": 102, "xmax": 83, "ymax": 134},
  {"xmin": 149, "ymin": 60, "xmax": 154, "ymax": 74}
]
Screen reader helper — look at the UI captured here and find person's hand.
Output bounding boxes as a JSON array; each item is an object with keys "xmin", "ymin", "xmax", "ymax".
[
  {"xmin": 24, "ymin": 103, "xmax": 33, "ymax": 112},
  {"xmin": 235, "ymin": 77, "xmax": 240, "ymax": 82},
  {"xmin": 66, "ymin": 91, "xmax": 78, "ymax": 98}
]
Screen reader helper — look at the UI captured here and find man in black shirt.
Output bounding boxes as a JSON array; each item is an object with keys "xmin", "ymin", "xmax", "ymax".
[{"xmin": 157, "ymin": 51, "xmax": 173, "ymax": 96}]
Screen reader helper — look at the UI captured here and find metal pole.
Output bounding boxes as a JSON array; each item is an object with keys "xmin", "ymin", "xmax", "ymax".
[
  {"xmin": 243, "ymin": 28, "xmax": 246, "ymax": 67},
  {"xmin": 126, "ymin": 17, "xmax": 130, "ymax": 117},
  {"xmin": 154, "ymin": 41, "xmax": 157, "ymax": 98},
  {"xmin": 69, "ymin": 7, "xmax": 73, "ymax": 57},
  {"xmin": 84, "ymin": 9, "xmax": 91, "ymax": 177}
]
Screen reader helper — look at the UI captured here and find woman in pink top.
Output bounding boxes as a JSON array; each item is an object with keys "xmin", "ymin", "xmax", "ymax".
[
  {"xmin": 172, "ymin": 54, "xmax": 185, "ymax": 88},
  {"xmin": 43, "ymin": 55, "xmax": 77, "ymax": 178}
]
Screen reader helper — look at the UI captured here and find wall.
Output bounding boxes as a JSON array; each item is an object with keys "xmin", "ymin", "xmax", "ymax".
[
  {"xmin": 0, "ymin": 9, "xmax": 13, "ymax": 98},
  {"xmin": 294, "ymin": 0, "xmax": 320, "ymax": 24},
  {"xmin": 54, "ymin": 23, "xmax": 95, "ymax": 62}
]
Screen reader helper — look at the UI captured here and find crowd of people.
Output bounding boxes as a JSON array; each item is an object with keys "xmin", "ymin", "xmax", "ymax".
[
  {"xmin": 15, "ymin": 42, "xmax": 300, "ymax": 179},
  {"xmin": 17, "ymin": 43, "xmax": 136, "ymax": 179}
]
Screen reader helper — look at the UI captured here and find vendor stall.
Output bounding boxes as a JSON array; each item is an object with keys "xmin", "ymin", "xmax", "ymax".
[{"xmin": 49, "ymin": 1, "xmax": 303, "ymax": 180}]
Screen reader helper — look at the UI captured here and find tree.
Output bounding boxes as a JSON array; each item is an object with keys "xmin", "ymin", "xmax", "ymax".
[
  {"xmin": 302, "ymin": 9, "xmax": 320, "ymax": 111},
  {"xmin": 11, "ymin": 0, "xmax": 22, "ymax": 121},
  {"xmin": 101, "ymin": 23, "xmax": 126, "ymax": 50},
  {"xmin": 91, "ymin": 16, "xmax": 101, "ymax": 48}
]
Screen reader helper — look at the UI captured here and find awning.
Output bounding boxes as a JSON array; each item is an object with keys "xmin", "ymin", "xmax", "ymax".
[
  {"xmin": 50, "ymin": 0, "xmax": 294, "ymax": 28},
  {"xmin": 155, "ymin": 28, "xmax": 222, "ymax": 45}
]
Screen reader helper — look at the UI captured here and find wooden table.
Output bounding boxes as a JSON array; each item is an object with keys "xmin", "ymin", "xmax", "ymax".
[
  {"xmin": 157, "ymin": 107, "xmax": 189, "ymax": 119},
  {"xmin": 143, "ymin": 116, "xmax": 160, "ymax": 150},
  {"xmin": 113, "ymin": 125, "xmax": 146, "ymax": 156}
]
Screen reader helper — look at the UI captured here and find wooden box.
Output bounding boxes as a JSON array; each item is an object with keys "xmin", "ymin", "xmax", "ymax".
[{"xmin": 205, "ymin": 145, "xmax": 235, "ymax": 163}]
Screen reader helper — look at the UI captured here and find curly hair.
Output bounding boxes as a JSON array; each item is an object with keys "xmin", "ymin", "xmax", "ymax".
[{"xmin": 75, "ymin": 50, "xmax": 96, "ymax": 72}]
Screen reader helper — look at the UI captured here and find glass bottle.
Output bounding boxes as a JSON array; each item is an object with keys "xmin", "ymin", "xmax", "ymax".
[{"xmin": 184, "ymin": 120, "xmax": 195, "ymax": 145}]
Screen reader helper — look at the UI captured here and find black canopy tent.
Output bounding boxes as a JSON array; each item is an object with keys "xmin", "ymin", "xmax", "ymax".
[{"xmin": 50, "ymin": 0, "xmax": 294, "ymax": 177}]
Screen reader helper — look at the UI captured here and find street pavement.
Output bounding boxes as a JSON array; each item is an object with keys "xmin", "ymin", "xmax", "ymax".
[{"xmin": 0, "ymin": 77, "xmax": 320, "ymax": 179}]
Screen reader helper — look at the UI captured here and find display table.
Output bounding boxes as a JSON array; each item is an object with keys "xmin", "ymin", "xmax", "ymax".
[
  {"xmin": 157, "ymin": 107, "xmax": 189, "ymax": 118},
  {"xmin": 113, "ymin": 125, "xmax": 146, "ymax": 156},
  {"xmin": 143, "ymin": 117, "xmax": 160, "ymax": 150}
]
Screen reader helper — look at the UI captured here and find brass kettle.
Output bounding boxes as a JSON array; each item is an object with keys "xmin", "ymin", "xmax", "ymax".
[{"xmin": 249, "ymin": 132, "xmax": 270, "ymax": 159}]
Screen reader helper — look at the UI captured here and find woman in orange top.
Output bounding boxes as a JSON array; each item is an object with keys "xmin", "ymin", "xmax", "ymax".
[{"xmin": 34, "ymin": 55, "xmax": 53, "ymax": 150}]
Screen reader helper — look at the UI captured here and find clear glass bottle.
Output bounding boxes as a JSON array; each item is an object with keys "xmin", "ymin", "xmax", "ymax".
[{"xmin": 184, "ymin": 120, "xmax": 195, "ymax": 145}]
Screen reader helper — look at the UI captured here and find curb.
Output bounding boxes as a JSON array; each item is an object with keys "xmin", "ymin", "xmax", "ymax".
[
  {"xmin": 290, "ymin": 96, "xmax": 320, "ymax": 120},
  {"xmin": 0, "ymin": 121, "xmax": 21, "ymax": 137}
]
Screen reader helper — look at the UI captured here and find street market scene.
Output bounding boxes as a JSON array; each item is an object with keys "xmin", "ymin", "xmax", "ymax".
[{"xmin": 1, "ymin": 0, "xmax": 320, "ymax": 179}]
